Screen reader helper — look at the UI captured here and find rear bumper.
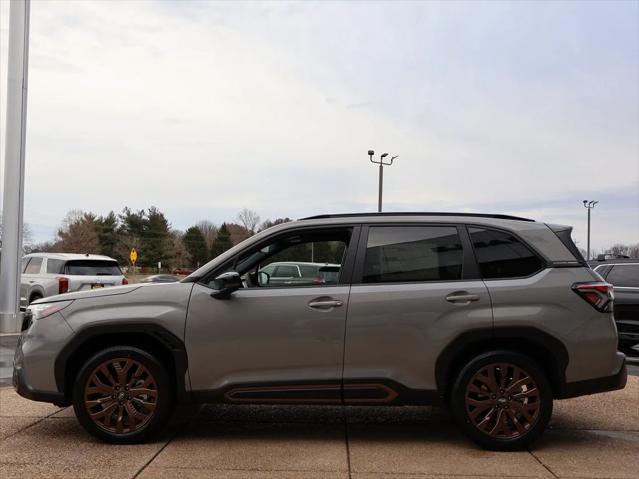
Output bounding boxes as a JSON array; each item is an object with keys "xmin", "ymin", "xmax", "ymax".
[{"xmin": 558, "ymin": 352, "xmax": 627, "ymax": 399}]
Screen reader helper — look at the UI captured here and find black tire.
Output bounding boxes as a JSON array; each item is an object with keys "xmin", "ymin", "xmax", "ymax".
[
  {"xmin": 449, "ymin": 350, "xmax": 553, "ymax": 451},
  {"xmin": 28, "ymin": 294, "xmax": 42, "ymax": 305},
  {"xmin": 72, "ymin": 346, "xmax": 174, "ymax": 443}
]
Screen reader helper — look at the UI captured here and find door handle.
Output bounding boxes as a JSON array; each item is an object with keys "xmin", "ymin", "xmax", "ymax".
[
  {"xmin": 445, "ymin": 292, "xmax": 479, "ymax": 303},
  {"xmin": 308, "ymin": 298, "xmax": 343, "ymax": 309}
]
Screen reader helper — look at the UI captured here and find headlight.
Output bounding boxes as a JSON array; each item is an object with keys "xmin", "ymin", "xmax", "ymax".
[{"xmin": 27, "ymin": 300, "xmax": 74, "ymax": 320}]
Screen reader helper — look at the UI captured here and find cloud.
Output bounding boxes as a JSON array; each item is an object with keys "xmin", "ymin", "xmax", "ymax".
[{"xmin": 0, "ymin": 0, "xmax": 637, "ymax": 250}]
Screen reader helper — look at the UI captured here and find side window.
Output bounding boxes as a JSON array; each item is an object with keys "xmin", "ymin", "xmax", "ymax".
[
  {"xmin": 273, "ymin": 265, "xmax": 300, "ymax": 278},
  {"xmin": 208, "ymin": 227, "xmax": 352, "ymax": 289},
  {"xmin": 260, "ymin": 238, "xmax": 347, "ymax": 286},
  {"xmin": 362, "ymin": 226, "xmax": 463, "ymax": 283},
  {"xmin": 606, "ymin": 265, "xmax": 639, "ymax": 288},
  {"xmin": 469, "ymin": 227, "xmax": 543, "ymax": 279},
  {"xmin": 46, "ymin": 259, "xmax": 65, "ymax": 274},
  {"xmin": 21, "ymin": 257, "xmax": 30, "ymax": 273},
  {"xmin": 24, "ymin": 257, "xmax": 43, "ymax": 274}
]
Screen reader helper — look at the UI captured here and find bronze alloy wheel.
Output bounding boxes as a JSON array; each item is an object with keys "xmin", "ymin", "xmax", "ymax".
[
  {"xmin": 84, "ymin": 357, "xmax": 158, "ymax": 434},
  {"xmin": 465, "ymin": 362, "xmax": 541, "ymax": 439}
]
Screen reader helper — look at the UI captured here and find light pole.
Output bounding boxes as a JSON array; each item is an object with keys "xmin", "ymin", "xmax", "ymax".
[
  {"xmin": 368, "ymin": 150, "xmax": 398, "ymax": 212},
  {"xmin": 0, "ymin": 0, "xmax": 30, "ymax": 333},
  {"xmin": 583, "ymin": 200, "xmax": 598, "ymax": 260}
]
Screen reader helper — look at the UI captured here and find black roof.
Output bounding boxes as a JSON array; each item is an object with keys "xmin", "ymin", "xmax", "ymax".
[{"xmin": 300, "ymin": 212, "xmax": 535, "ymax": 222}]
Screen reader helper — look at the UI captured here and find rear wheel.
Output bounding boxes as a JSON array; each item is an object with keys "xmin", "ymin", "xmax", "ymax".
[
  {"xmin": 72, "ymin": 346, "xmax": 173, "ymax": 443},
  {"xmin": 449, "ymin": 351, "xmax": 553, "ymax": 451},
  {"xmin": 28, "ymin": 294, "xmax": 42, "ymax": 305}
]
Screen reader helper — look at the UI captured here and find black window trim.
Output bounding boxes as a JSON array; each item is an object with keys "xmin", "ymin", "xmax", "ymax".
[
  {"xmin": 351, "ymin": 222, "xmax": 474, "ymax": 286},
  {"xmin": 198, "ymin": 224, "xmax": 361, "ymax": 290},
  {"xmin": 464, "ymin": 223, "xmax": 548, "ymax": 281},
  {"xmin": 21, "ymin": 257, "xmax": 32, "ymax": 274}
]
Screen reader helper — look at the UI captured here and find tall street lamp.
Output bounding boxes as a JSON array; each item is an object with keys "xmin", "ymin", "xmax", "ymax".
[
  {"xmin": 368, "ymin": 150, "xmax": 398, "ymax": 212},
  {"xmin": 583, "ymin": 200, "xmax": 598, "ymax": 260}
]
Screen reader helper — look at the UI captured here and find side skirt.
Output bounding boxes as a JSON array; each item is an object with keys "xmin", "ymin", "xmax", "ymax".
[{"xmin": 191, "ymin": 379, "xmax": 442, "ymax": 406}]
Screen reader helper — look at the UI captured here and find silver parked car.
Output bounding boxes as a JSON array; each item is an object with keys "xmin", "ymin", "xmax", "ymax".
[
  {"xmin": 20, "ymin": 253, "xmax": 127, "ymax": 307},
  {"xmin": 258, "ymin": 261, "xmax": 341, "ymax": 286},
  {"xmin": 14, "ymin": 213, "xmax": 626, "ymax": 450}
]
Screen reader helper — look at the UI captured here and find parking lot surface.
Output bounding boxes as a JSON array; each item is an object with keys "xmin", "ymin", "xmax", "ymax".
[{"xmin": 0, "ymin": 374, "xmax": 637, "ymax": 479}]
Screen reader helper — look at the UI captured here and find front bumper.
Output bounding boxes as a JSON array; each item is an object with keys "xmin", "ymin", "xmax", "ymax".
[
  {"xmin": 13, "ymin": 363, "xmax": 66, "ymax": 405},
  {"xmin": 559, "ymin": 352, "xmax": 627, "ymax": 399}
]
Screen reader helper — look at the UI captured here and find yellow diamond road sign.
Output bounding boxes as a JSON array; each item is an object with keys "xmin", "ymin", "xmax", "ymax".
[{"xmin": 130, "ymin": 248, "xmax": 138, "ymax": 264}]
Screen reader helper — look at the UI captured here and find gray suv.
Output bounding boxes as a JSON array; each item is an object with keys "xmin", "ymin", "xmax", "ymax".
[{"xmin": 13, "ymin": 213, "xmax": 627, "ymax": 450}]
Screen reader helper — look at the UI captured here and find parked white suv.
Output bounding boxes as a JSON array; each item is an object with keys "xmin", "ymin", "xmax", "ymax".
[{"xmin": 20, "ymin": 253, "xmax": 127, "ymax": 307}]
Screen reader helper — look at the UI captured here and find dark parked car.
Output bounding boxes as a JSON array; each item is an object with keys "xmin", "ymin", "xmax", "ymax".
[
  {"xmin": 593, "ymin": 260, "xmax": 639, "ymax": 347},
  {"xmin": 139, "ymin": 275, "xmax": 180, "ymax": 284}
]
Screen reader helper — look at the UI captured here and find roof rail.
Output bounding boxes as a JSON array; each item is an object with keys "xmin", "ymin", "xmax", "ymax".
[{"xmin": 300, "ymin": 212, "xmax": 535, "ymax": 222}]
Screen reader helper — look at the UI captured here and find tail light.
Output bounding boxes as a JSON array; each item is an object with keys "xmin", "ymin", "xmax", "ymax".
[
  {"xmin": 57, "ymin": 277, "xmax": 69, "ymax": 294},
  {"xmin": 572, "ymin": 282, "xmax": 613, "ymax": 312},
  {"xmin": 122, "ymin": 278, "xmax": 129, "ymax": 285}
]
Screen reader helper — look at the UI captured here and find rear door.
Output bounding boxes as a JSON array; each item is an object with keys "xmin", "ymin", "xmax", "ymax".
[{"xmin": 343, "ymin": 224, "xmax": 492, "ymax": 403}]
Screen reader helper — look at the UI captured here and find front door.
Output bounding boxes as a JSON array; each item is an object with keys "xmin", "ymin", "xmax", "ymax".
[{"xmin": 185, "ymin": 226, "xmax": 358, "ymax": 403}]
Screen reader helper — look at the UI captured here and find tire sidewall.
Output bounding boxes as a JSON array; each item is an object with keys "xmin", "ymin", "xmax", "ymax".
[
  {"xmin": 72, "ymin": 346, "xmax": 173, "ymax": 444},
  {"xmin": 449, "ymin": 350, "xmax": 553, "ymax": 451}
]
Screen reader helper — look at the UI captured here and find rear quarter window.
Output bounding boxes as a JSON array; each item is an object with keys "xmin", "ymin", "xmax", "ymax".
[
  {"xmin": 24, "ymin": 257, "xmax": 43, "ymax": 274},
  {"xmin": 469, "ymin": 227, "xmax": 543, "ymax": 279}
]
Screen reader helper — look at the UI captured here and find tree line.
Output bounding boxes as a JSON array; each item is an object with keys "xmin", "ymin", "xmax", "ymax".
[
  {"xmin": 8, "ymin": 211, "xmax": 638, "ymax": 269},
  {"xmin": 25, "ymin": 208, "xmax": 291, "ymax": 270}
]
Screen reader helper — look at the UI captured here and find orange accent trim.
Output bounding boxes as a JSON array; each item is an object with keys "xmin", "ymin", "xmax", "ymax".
[
  {"xmin": 224, "ymin": 384, "xmax": 341, "ymax": 404},
  {"xmin": 343, "ymin": 383, "xmax": 399, "ymax": 403}
]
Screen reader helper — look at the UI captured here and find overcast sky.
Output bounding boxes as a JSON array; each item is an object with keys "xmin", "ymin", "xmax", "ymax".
[{"xmin": 1, "ymin": 0, "xmax": 637, "ymax": 250}]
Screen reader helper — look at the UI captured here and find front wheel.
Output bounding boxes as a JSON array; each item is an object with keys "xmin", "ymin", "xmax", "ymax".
[
  {"xmin": 72, "ymin": 346, "xmax": 174, "ymax": 443},
  {"xmin": 449, "ymin": 351, "xmax": 553, "ymax": 451}
]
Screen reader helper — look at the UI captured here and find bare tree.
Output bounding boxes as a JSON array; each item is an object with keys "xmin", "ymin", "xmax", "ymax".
[
  {"xmin": 196, "ymin": 220, "xmax": 218, "ymax": 251},
  {"xmin": 237, "ymin": 208, "xmax": 260, "ymax": 235},
  {"xmin": 0, "ymin": 214, "xmax": 32, "ymax": 247},
  {"xmin": 60, "ymin": 209, "xmax": 86, "ymax": 233},
  {"xmin": 57, "ymin": 212, "xmax": 100, "ymax": 253}
]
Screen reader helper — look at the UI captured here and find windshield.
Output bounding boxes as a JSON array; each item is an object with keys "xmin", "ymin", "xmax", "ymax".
[{"xmin": 64, "ymin": 260, "xmax": 122, "ymax": 276}]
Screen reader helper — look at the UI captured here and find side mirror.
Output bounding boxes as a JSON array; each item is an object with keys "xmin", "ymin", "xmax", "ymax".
[{"xmin": 211, "ymin": 271, "xmax": 242, "ymax": 299}]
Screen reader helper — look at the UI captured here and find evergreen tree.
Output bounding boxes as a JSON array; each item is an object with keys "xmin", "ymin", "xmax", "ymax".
[
  {"xmin": 95, "ymin": 211, "xmax": 119, "ymax": 259},
  {"xmin": 117, "ymin": 208, "xmax": 148, "ymax": 266},
  {"xmin": 182, "ymin": 226, "xmax": 208, "ymax": 268},
  {"xmin": 145, "ymin": 206, "xmax": 171, "ymax": 266},
  {"xmin": 210, "ymin": 223, "xmax": 233, "ymax": 259}
]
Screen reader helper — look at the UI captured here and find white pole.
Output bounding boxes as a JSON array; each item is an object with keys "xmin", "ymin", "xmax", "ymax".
[{"xmin": 0, "ymin": 0, "xmax": 30, "ymax": 333}]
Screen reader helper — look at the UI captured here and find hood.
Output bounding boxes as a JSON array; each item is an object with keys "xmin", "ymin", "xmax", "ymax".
[{"xmin": 30, "ymin": 284, "xmax": 144, "ymax": 304}]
